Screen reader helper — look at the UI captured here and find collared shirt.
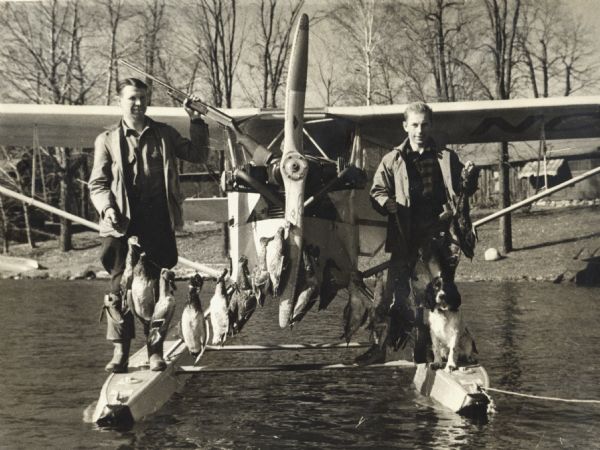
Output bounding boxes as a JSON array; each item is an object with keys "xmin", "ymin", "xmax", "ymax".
[
  {"xmin": 404, "ymin": 146, "xmax": 446, "ymax": 229},
  {"xmin": 122, "ymin": 119, "xmax": 166, "ymax": 207}
]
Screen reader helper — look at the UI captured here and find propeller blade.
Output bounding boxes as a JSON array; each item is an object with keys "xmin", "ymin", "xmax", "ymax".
[{"xmin": 278, "ymin": 13, "xmax": 309, "ymax": 328}]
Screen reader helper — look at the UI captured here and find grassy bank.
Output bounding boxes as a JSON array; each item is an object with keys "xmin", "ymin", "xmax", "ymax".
[{"xmin": 3, "ymin": 205, "xmax": 599, "ymax": 282}]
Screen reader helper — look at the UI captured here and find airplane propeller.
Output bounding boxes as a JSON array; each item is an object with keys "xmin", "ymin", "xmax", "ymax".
[{"xmin": 277, "ymin": 13, "xmax": 309, "ymax": 328}]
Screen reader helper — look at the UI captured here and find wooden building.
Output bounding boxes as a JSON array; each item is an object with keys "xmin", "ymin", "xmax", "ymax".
[{"xmin": 457, "ymin": 139, "xmax": 600, "ymax": 207}]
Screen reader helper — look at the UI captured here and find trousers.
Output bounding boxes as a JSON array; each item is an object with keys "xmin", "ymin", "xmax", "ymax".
[
  {"xmin": 101, "ymin": 201, "xmax": 178, "ymax": 341},
  {"xmin": 373, "ymin": 224, "xmax": 461, "ymax": 349}
]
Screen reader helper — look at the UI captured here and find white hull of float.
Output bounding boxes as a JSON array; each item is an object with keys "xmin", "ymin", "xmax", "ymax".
[
  {"xmin": 92, "ymin": 339, "xmax": 194, "ymax": 428},
  {"xmin": 413, "ymin": 363, "xmax": 490, "ymax": 414}
]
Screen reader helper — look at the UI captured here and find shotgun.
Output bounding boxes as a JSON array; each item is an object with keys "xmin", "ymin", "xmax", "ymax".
[{"xmin": 119, "ymin": 59, "xmax": 237, "ymax": 131}]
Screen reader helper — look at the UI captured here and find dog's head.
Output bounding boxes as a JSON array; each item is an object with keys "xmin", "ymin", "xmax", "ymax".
[{"xmin": 425, "ymin": 277, "xmax": 461, "ymax": 312}]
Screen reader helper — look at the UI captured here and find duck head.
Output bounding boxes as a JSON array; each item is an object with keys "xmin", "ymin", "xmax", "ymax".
[
  {"xmin": 160, "ymin": 268, "xmax": 177, "ymax": 293},
  {"xmin": 189, "ymin": 272, "xmax": 204, "ymax": 292}
]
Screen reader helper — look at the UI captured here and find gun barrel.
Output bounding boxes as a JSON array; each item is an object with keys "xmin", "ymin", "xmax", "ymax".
[{"xmin": 118, "ymin": 59, "xmax": 235, "ymax": 128}]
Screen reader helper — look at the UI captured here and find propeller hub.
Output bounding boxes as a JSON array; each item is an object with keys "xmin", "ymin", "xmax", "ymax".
[{"xmin": 281, "ymin": 153, "xmax": 308, "ymax": 181}]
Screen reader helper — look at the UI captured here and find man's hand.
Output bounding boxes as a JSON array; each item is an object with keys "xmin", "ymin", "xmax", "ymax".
[
  {"xmin": 384, "ymin": 198, "xmax": 397, "ymax": 214},
  {"xmin": 184, "ymin": 95, "xmax": 204, "ymax": 120},
  {"xmin": 104, "ymin": 207, "xmax": 119, "ymax": 226},
  {"xmin": 464, "ymin": 160, "xmax": 475, "ymax": 174}
]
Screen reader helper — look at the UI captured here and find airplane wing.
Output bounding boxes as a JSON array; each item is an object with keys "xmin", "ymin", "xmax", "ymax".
[
  {"xmin": 3, "ymin": 95, "xmax": 600, "ymax": 150},
  {"xmin": 326, "ymin": 96, "xmax": 600, "ymax": 146},
  {"xmin": 0, "ymin": 103, "xmax": 261, "ymax": 148}
]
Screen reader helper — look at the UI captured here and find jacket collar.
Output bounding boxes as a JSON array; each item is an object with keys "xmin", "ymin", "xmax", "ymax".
[
  {"xmin": 104, "ymin": 116, "xmax": 156, "ymax": 132},
  {"xmin": 395, "ymin": 138, "xmax": 441, "ymax": 158}
]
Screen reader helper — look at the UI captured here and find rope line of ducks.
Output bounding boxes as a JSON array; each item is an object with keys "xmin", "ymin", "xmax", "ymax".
[{"xmin": 122, "ymin": 228, "xmax": 388, "ymax": 364}]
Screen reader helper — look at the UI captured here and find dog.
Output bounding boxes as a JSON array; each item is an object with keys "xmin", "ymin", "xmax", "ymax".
[{"xmin": 426, "ymin": 276, "xmax": 477, "ymax": 372}]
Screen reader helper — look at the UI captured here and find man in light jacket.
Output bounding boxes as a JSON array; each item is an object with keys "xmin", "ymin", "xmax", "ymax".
[
  {"xmin": 89, "ymin": 77, "xmax": 209, "ymax": 373},
  {"xmin": 357, "ymin": 101, "xmax": 479, "ymax": 366}
]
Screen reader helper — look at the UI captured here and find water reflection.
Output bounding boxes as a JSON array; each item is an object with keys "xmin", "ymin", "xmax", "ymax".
[{"xmin": 498, "ymin": 283, "xmax": 523, "ymax": 389}]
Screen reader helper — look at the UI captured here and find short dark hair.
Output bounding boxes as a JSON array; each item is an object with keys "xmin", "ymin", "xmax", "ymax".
[
  {"xmin": 117, "ymin": 78, "xmax": 148, "ymax": 95},
  {"xmin": 404, "ymin": 101, "xmax": 433, "ymax": 122}
]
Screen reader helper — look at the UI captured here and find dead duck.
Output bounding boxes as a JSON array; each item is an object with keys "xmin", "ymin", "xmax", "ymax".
[
  {"xmin": 181, "ymin": 273, "xmax": 207, "ymax": 362},
  {"xmin": 209, "ymin": 269, "xmax": 229, "ymax": 346},
  {"xmin": 148, "ymin": 269, "xmax": 177, "ymax": 347},
  {"xmin": 290, "ymin": 245, "xmax": 320, "ymax": 325},
  {"xmin": 368, "ymin": 271, "xmax": 388, "ymax": 347},
  {"xmin": 228, "ymin": 256, "xmax": 258, "ymax": 335},
  {"xmin": 265, "ymin": 227, "xmax": 286, "ymax": 296},
  {"xmin": 147, "ymin": 269, "xmax": 177, "ymax": 371},
  {"xmin": 251, "ymin": 237, "xmax": 272, "ymax": 306},
  {"xmin": 318, "ymin": 259, "xmax": 342, "ymax": 311},
  {"xmin": 120, "ymin": 236, "xmax": 141, "ymax": 294},
  {"xmin": 341, "ymin": 272, "xmax": 372, "ymax": 344},
  {"xmin": 131, "ymin": 252, "xmax": 156, "ymax": 324}
]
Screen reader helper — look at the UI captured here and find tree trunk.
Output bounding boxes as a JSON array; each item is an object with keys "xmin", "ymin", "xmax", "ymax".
[
  {"xmin": 0, "ymin": 195, "xmax": 9, "ymax": 253},
  {"xmin": 498, "ymin": 141, "xmax": 512, "ymax": 253},
  {"xmin": 22, "ymin": 203, "xmax": 35, "ymax": 249},
  {"xmin": 13, "ymin": 169, "xmax": 35, "ymax": 249},
  {"xmin": 80, "ymin": 159, "xmax": 90, "ymax": 220},
  {"xmin": 59, "ymin": 148, "xmax": 73, "ymax": 252}
]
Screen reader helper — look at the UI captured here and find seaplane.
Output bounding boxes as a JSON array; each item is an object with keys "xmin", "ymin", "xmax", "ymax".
[{"xmin": 2, "ymin": 13, "xmax": 600, "ymax": 428}]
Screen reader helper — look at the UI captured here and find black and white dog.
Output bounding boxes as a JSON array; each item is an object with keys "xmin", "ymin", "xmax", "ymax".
[{"xmin": 426, "ymin": 276, "xmax": 477, "ymax": 371}]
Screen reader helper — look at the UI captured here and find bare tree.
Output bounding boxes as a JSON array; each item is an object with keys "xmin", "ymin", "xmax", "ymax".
[
  {"xmin": 252, "ymin": 0, "xmax": 305, "ymax": 108},
  {"xmin": 0, "ymin": 0, "xmax": 100, "ymax": 104},
  {"xmin": 329, "ymin": 0, "xmax": 383, "ymax": 106},
  {"xmin": 102, "ymin": 0, "xmax": 127, "ymax": 104},
  {"xmin": 482, "ymin": 0, "xmax": 523, "ymax": 254},
  {"xmin": 182, "ymin": 0, "xmax": 245, "ymax": 108},
  {"xmin": 556, "ymin": 11, "xmax": 598, "ymax": 96},
  {"xmin": 401, "ymin": 0, "xmax": 482, "ymax": 102},
  {"xmin": 0, "ymin": 148, "xmax": 35, "ymax": 249}
]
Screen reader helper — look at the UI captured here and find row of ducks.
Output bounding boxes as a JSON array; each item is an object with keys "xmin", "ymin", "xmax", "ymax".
[
  {"xmin": 121, "ymin": 232, "xmax": 382, "ymax": 360},
  {"xmin": 120, "ymin": 235, "xmax": 261, "ymax": 361}
]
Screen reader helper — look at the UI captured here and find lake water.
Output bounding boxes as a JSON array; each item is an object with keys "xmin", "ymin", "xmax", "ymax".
[{"xmin": 0, "ymin": 279, "xmax": 599, "ymax": 449}]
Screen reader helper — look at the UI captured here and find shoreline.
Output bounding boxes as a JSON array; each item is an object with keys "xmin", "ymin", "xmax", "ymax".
[{"xmin": 1, "ymin": 204, "xmax": 599, "ymax": 285}]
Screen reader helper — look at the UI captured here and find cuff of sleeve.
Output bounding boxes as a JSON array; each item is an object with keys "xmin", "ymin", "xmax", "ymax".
[{"xmin": 191, "ymin": 117, "xmax": 207, "ymax": 126}]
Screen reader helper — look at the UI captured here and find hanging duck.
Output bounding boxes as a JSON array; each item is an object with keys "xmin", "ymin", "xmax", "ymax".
[
  {"xmin": 251, "ymin": 236, "xmax": 272, "ymax": 306},
  {"xmin": 148, "ymin": 269, "xmax": 177, "ymax": 346},
  {"xmin": 120, "ymin": 235, "xmax": 141, "ymax": 295},
  {"xmin": 131, "ymin": 251, "xmax": 156, "ymax": 326},
  {"xmin": 265, "ymin": 227, "xmax": 286, "ymax": 296},
  {"xmin": 341, "ymin": 272, "xmax": 372, "ymax": 344},
  {"xmin": 181, "ymin": 273, "xmax": 207, "ymax": 362},
  {"xmin": 228, "ymin": 256, "xmax": 258, "ymax": 335},
  {"xmin": 209, "ymin": 269, "xmax": 230, "ymax": 346},
  {"xmin": 290, "ymin": 245, "xmax": 320, "ymax": 325},
  {"xmin": 147, "ymin": 269, "xmax": 177, "ymax": 371}
]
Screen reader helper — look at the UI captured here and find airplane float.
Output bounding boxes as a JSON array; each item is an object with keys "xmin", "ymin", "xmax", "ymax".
[{"xmin": 2, "ymin": 13, "xmax": 600, "ymax": 427}]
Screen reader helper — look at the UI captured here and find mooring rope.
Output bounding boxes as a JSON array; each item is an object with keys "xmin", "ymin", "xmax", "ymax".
[{"xmin": 482, "ymin": 387, "xmax": 600, "ymax": 404}]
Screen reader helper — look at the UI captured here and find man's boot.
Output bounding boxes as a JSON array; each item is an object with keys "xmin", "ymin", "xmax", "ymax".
[
  {"xmin": 105, "ymin": 339, "xmax": 130, "ymax": 373},
  {"xmin": 102, "ymin": 292, "xmax": 134, "ymax": 373},
  {"xmin": 147, "ymin": 340, "xmax": 166, "ymax": 371},
  {"xmin": 354, "ymin": 342, "xmax": 387, "ymax": 366},
  {"xmin": 413, "ymin": 307, "xmax": 432, "ymax": 364},
  {"xmin": 355, "ymin": 315, "xmax": 388, "ymax": 366}
]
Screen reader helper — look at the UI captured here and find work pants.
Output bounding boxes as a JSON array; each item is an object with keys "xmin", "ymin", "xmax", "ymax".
[
  {"xmin": 373, "ymin": 226, "xmax": 461, "ymax": 348},
  {"xmin": 101, "ymin": 202, "xmax": 178, "ymax": 341}
]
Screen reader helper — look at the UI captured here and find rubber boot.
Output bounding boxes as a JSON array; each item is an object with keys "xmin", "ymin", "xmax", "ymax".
[
  {"xmin": 413, "ymin": 307, "xmax": 432, "ymax": 364},
  {"xmin": 148, "ymin": 340, "xmax": 166, "ymax": 372},
  {"xmin": 355, "ymin": 317, "xmax": 388, "ymax": 366},
  {"xmin": 105, "ymin": 340, "xmax": 130, "ymax": 373}
]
